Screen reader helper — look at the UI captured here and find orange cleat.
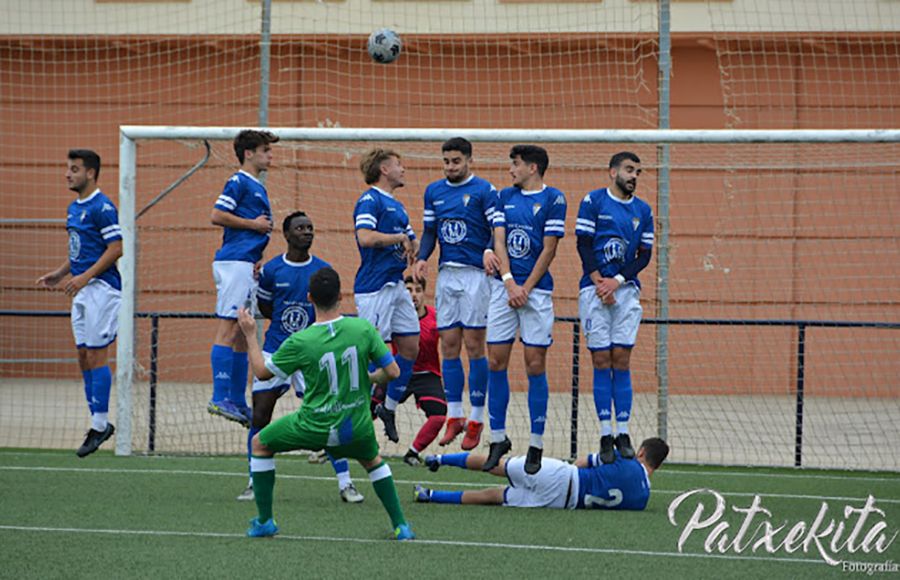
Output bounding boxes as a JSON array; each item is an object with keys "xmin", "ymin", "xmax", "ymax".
[
  {"xmin": 460, "ymin": 420, "xmax": 483, "ymax": 450},
  {"xmin": 438, "ymin": 417, "xmax": 465, "ymax": 446}
]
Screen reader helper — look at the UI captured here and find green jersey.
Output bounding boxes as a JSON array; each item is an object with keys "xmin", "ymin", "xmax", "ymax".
[{"xmin": 266, "ymin": 316, "xmax": 393, "ymax": 442}]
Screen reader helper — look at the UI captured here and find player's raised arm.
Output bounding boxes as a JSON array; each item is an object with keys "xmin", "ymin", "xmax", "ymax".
[{"xmin": 238, "ymin": 307, "xmax": 273, "ymax": 381}]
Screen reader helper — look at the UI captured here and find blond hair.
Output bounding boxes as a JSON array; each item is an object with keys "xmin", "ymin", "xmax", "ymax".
[{"xmin": 359, "ymin": 148, "xmax": 401, "ymax": 185}]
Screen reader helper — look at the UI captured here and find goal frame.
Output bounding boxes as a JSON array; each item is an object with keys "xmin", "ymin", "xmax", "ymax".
[{"xmin": 115, "ymin": 126, "xmax": 900, "ymax": 456}]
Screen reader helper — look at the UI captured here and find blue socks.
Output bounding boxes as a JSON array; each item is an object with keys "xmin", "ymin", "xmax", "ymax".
[
  {"xmin": 430, "ymin": 490, "xmax": 463, "ymax": 504},
  {"xmin": 487, "ymin": 369, "xmax": 510, "ymax": 432},
  {"xmin": 527, "ymin": 373, "xmax": 549, "ymax": 437},
  {"xmin": 91, "ymin": 366, "xmax": 112, "ymax": 414},
  {"xmin": 385, "ymin": 354, "xmax": 414, "ymax": 410},
  {"xmin": 230, "ymin": 351, "xmax": 249, "ymax": 407},
  {"xmin": 593, "ymin": 367, "xmax": 613, "ymax": 424},
  {"xmin": 82, "ymin": 369, "xmax": 93, "ymax": 413},
  {"xmin": 468, "ymin": 357, "xmax": 488, "ymax": 409},
  {"xmin": 612, "ymin": 369, "xmax": 633, "ymax": 430},
  {"xmin": 440, "ymin": 452, "xmax": 470, "ymax": 468},
  {"xmin": 210, "ymin": 344, "xmax": 232, "ymax": 402},
  {"xmin": 442, "ymin": 358, "xmax": 465, "ymax": 405}
]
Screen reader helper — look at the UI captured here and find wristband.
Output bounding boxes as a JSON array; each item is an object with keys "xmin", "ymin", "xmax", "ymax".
[
  {"xmin": 614, "ymin": 274, "xmax": 626, "ymax": 285},
  {"xmin": 501, "ymin": 272, "xmax": 514, "ymax": 282}
]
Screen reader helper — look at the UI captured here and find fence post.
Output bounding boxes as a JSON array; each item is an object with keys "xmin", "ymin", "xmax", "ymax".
[
  {"xmin": 571, "ymin": 320, "xmax": 580, "ymax": 460},
  {"xmin": 794, "ymin": 324, "xmax": 807, "ymax": 467},
  {"xmin": 149, "ymin": 315, "xmax": 159, "ymax": 453}
]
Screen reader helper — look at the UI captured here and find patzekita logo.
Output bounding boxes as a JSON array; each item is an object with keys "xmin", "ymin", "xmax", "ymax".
[{"xmin": 667, "ymin": 489, "xmax": 898, "ymax": 566}]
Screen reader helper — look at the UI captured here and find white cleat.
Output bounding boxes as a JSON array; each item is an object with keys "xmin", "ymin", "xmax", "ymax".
[{"xmin": 340, "ymin": 483, "xmax": 364, "ymax": 504}]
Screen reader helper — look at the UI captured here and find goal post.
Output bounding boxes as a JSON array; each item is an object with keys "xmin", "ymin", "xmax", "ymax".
[{"xmin": 116, "ymin": 126, "xmax": 900, "ymax": 471}]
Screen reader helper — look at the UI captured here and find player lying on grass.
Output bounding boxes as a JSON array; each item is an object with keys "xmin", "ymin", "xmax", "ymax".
[{"xmin": 415, "ymin": 437, "xmax": 668, "ymax": 511}]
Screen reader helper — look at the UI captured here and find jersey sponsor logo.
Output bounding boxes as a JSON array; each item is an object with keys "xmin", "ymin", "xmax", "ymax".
[
  {"xmin": 254, "ymin": 193, "xmax": 264, "ymax": 199},
  {"xmin": 440, "ymin": 219, "xmax": 467, "ymax": 244},
  {"xmin": 68, "ymin": 231, "xmax": 81, "ymax": 260},
  {"xmin": 281, "ymin": 305, "xmax": 310, "ymax": 334},
  {"xmin": 598, "ymin": 214, "xmax": 613, "ymax": 221},
  {"xmin": 462, "ymin": 194, "xmax": 471, "ymax": 207},
  {"xmin": 632, "ymin": 217, "xmax": 640, "ymax": 230},
  {"xmin": 433, "ymin": 199, "xmax": 445, "ymax": 206},
  {"xmin": 603, "ymin": 237, "xmax": 626, "ymax": 264},
  {"xmin": 386, "ymin": 207, "xmax": 396, "ymax": 212},
  {"xmin": 532, "ymin": 203, "xmax": 542, "ymax": 216},
  {"xmin": 276, "ymin": 282, "xmax": 290, "ymax": 287},
  {"xmin": 507, "ymin": 228, "xmax": 531, "ymax": 259}
]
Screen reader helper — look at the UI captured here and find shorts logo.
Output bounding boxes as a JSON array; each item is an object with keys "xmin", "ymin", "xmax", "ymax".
[
  {"xmin": 68, "ymin": 231, "xmax": 81, "ymax": 260},
  {"xmin": 507, "ymin": 228, "xmax": 531, "ymax": 259},
  {"xmin": 440, "ymin": 219, "xmax": 467, "ymax": 244},
  {"xmin": 281, "ymin": 305, "xmax": 310, "ymax": 334},
  {"xmin": 603, "ymin": 237, "xmax": 626, "ymax": 263}
]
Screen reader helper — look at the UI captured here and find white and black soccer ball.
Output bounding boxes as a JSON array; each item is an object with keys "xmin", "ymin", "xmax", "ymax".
[{"xmin": 367, "ymin": 28, "xmax": 402, "ymax": 64}]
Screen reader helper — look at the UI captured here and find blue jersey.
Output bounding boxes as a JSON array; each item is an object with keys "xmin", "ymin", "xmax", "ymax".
[
  {"xmin": 213, "ymin": 170, "xmax": 272, "ymax": 263},
  {"xmin": 257, "ymin": 254, "xmax": 330, "ymax": 353},
  {"xmin": 575, "ymin": 188, "xmax": 654, "ymax": 290},
  {"xmin": 491, "ymin": 185, "xmax": 567, "ymax": 292},
  {"xmin": 576, "ymin": 454, "xmax": 651, "ymax": 511},
  {"xmin": 353, "ymin": 187, "xmax": 416, "ymax": 294},
  {"xmin": 423, "ymin": 175, "xmax": 496, "ymax": 269},
  {"xmin": 66, "ymin": 189, "xmax": 122, "ymax": 291}
]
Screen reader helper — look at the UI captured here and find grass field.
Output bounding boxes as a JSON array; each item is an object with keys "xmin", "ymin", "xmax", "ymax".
[{"xmin": 1, "ymin": 449, "xmax": 897, "ymax": 579}]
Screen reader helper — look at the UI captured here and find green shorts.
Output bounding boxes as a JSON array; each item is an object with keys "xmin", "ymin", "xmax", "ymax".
[{"xmin": 258, "ymin": 411, "xmax": 380, "ymax": 462}]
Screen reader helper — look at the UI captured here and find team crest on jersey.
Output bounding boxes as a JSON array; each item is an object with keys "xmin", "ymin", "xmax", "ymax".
[
  {"xmin": 462, "ymin": 194, "xmax": 470, "ymax": 207},
  {"xmin": 632, "ymin": 217, "xmax": 640, "ymax": 231},
  {"xmin": 68, "ymin": 231, "xmax": 81, "ymax": 260},
  {"xmin": 532, "ymin": 203, "xmax": 542, "ymax": 216},
  {"xmin": 440, "ymin": 219, "xmax": 467, "ymax": 244},
  {"xmin": 80, "ymin": 211, "xmax": 87, "ymax": 222},
  {"xmin": 507, "ymin": 228, "xmax": 531, "ymax": 259},
  {"xmin": 603, "ymin": 237, "xmax": 626, "ymax": 263},
  {"xmin": 392, "ymin": 242, "xmax": 407, "ymax": 262},
  {"xmin": 281, "ymin": 305, "xmax": 310, "ymax": 334}
]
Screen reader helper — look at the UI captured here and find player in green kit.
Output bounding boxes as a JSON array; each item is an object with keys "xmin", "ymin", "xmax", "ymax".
[{"xmin": 237, "ymin": 267, "xmax": 415, "ymax": 540}]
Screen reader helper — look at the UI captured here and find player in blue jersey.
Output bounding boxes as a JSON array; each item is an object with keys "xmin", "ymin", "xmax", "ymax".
[
  {"xmin": 235, "ymin": 211, "xmax": 364, "ymax": 504},
  {"xmin": 37, "ymin": 149, "xmax": 123, "ymax": 457},
  {"xmin": 353, "ymin": 148, "xmax": 420, "ymax": 444},
  {"xmin": 208, "ymin": 129, "xmax": 279, "ymax": 427},
  {"xmin": 484, "ymin": 145, "xmax": 567, "ymax": 475},
  {"xmin": 411, "ymin": 137, "xmax": 499, "ymax": 450},
  {"xmin": 575, "ymin": 152, "xmax": 655, "ymax": 463},
  {"xmin": 415, "ymin": 437, "xmax": 668, "ymax": 511}
]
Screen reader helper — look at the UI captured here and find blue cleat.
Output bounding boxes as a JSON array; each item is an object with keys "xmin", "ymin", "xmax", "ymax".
[
  {"xmin": 208, "ymin": 399, "xmax": 250, "ymax": 428},
  {"xmin": 413, "ymin": 484, "xmax": 431, "ymax": 503},
  {"xmin": 394, "ymin": 523, "xmax": 416, "ymax": 541},
  {"xmin": 246, "ymin": 517, "xmax": 279, "ymax": 538},
  {"xmin": 234, "ymin": 403, "xmax": 253, "ymax": 427},
  {"xmin": 424, "ymin": 454, "xmax": 441, "ymax": 472}
]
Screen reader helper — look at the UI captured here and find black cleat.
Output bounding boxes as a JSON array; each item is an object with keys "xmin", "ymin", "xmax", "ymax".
[
  {"xmin": 403, "ymin": 450, "xmax": 421, "ymax": 467},
  {"xmin": 615, "ymin": 433, "xmax": 635, "ymax": 459},
  {"xmin": 599, "ymin": 434, "xmax": 615, "ymax": 464},
  {"xmin": 374, "ymin": 404, "xmax": 399, "ymax": 443},
  {"xmin": 76, "ymin": 423, "xmax": 115, "ymax": 458},
  {"xmin": 482, "ymin": 437, "xmax": 512, "ymax": 471},
  {"xmin": 524, "ymin": 446, "xmax": 543, "ymax": 475}
]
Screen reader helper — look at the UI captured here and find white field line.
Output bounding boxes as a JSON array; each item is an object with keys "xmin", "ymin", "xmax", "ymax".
[
  {"xmin": 1, "ymin": 464, "xmax": 897, "ymax": 504},
  {"xmin": 0, "ymin": 524, "xmax": 830, "ymax": 567}
]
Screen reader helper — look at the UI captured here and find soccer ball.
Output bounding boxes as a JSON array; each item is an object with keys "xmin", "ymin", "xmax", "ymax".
[{"xmin": 367, "ymin": 28, "xmax": 402, "ymax": 64}]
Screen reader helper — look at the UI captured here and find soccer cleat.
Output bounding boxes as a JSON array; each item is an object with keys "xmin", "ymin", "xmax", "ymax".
[
  {"xmin": 460, "ymin": 421, "xmax": 484, "ymax": 451},
  {"xmin": 308, "ymin": 449, "xmax": 328, "ymax": 464},
  {"xmin": 236, "ymin": 484, "xmax": 255, "ymax": 502},
  {"xmin": 524, "ymin": 446, "xmax": 543, "ymax": 475},
  {"xmin": 599, "ymin": 434, "xmax": 615, "ymax": 464},
  {"xmin": 374, "ymin": 403, "xmax": 399, "ymax": 443},
  {"xmin": 403, "ymin": 450, "xmax": 421, "ymax": 467},
  {"xmin": 207, "ymin": 399, "xmax": 249, "ymax": 427},
  {"xmin": 438, "ymin": 418, "xmax": 465, "ymax": 446},
  {"xmin": 76, "ymin": 423, "xmax": 115, "ymax": 458},
  {"xmin": 424, "ymin": 454, "xmax": 441, "ymax": 472},
  {"xmin": 481, "ymin": 437, "xmax": 512, "ymax": 472},
  {"xmin": 394, "ymin": 523, "xmax": 416, "ymax": 541},
  {"xmin": 234, "ymin": 403, "xmax": 253, "ymax": 427},
  {"xmin": 340, "ymin": 483, "xmax": 365, "ymax": 504},
  {"xmin": 615, "ymin": 433, "xmax": 635, "ymax": 459},
  {"xmin": 246, "ymin": 517, "xmax": 279, "ymax": 538},
  {"xmin": 413, "ymin": 484, "xmax": 431, "ymax": 503}
]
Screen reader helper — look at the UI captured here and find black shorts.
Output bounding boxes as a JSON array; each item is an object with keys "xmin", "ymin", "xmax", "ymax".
[{"xmin": 372, "ymin": 371, "xmax": 446, "ymax": 408}]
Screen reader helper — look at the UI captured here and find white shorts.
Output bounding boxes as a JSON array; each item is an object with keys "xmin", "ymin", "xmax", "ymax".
[
  {"xmin": 213, "ymin": 261, "xmax": 257, "ymax": 320},
  {"xmin": 355, "ymin": 282, "xmax": 420, "ymax": 342},
  {"xmin": 71, "ymin": 279, "xmax": 121, "ymax": 349},
  {"xmin": 503, "ymin": 456, "xmax": 578, "ymax": 510},
  {"xmin": 486, "ymin": 278, "xmax": 554, "ymax": 348},
  {"xmin": 578, "ymin": 283, "xmax": 643, "ymax": 351},
  {"xmin": 435, "ymin": 265, "xmax": 490, "ymax": 331},
  {"xmin": 253, "ymin": 351, "xmax": 305, "ymax": 396}
]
